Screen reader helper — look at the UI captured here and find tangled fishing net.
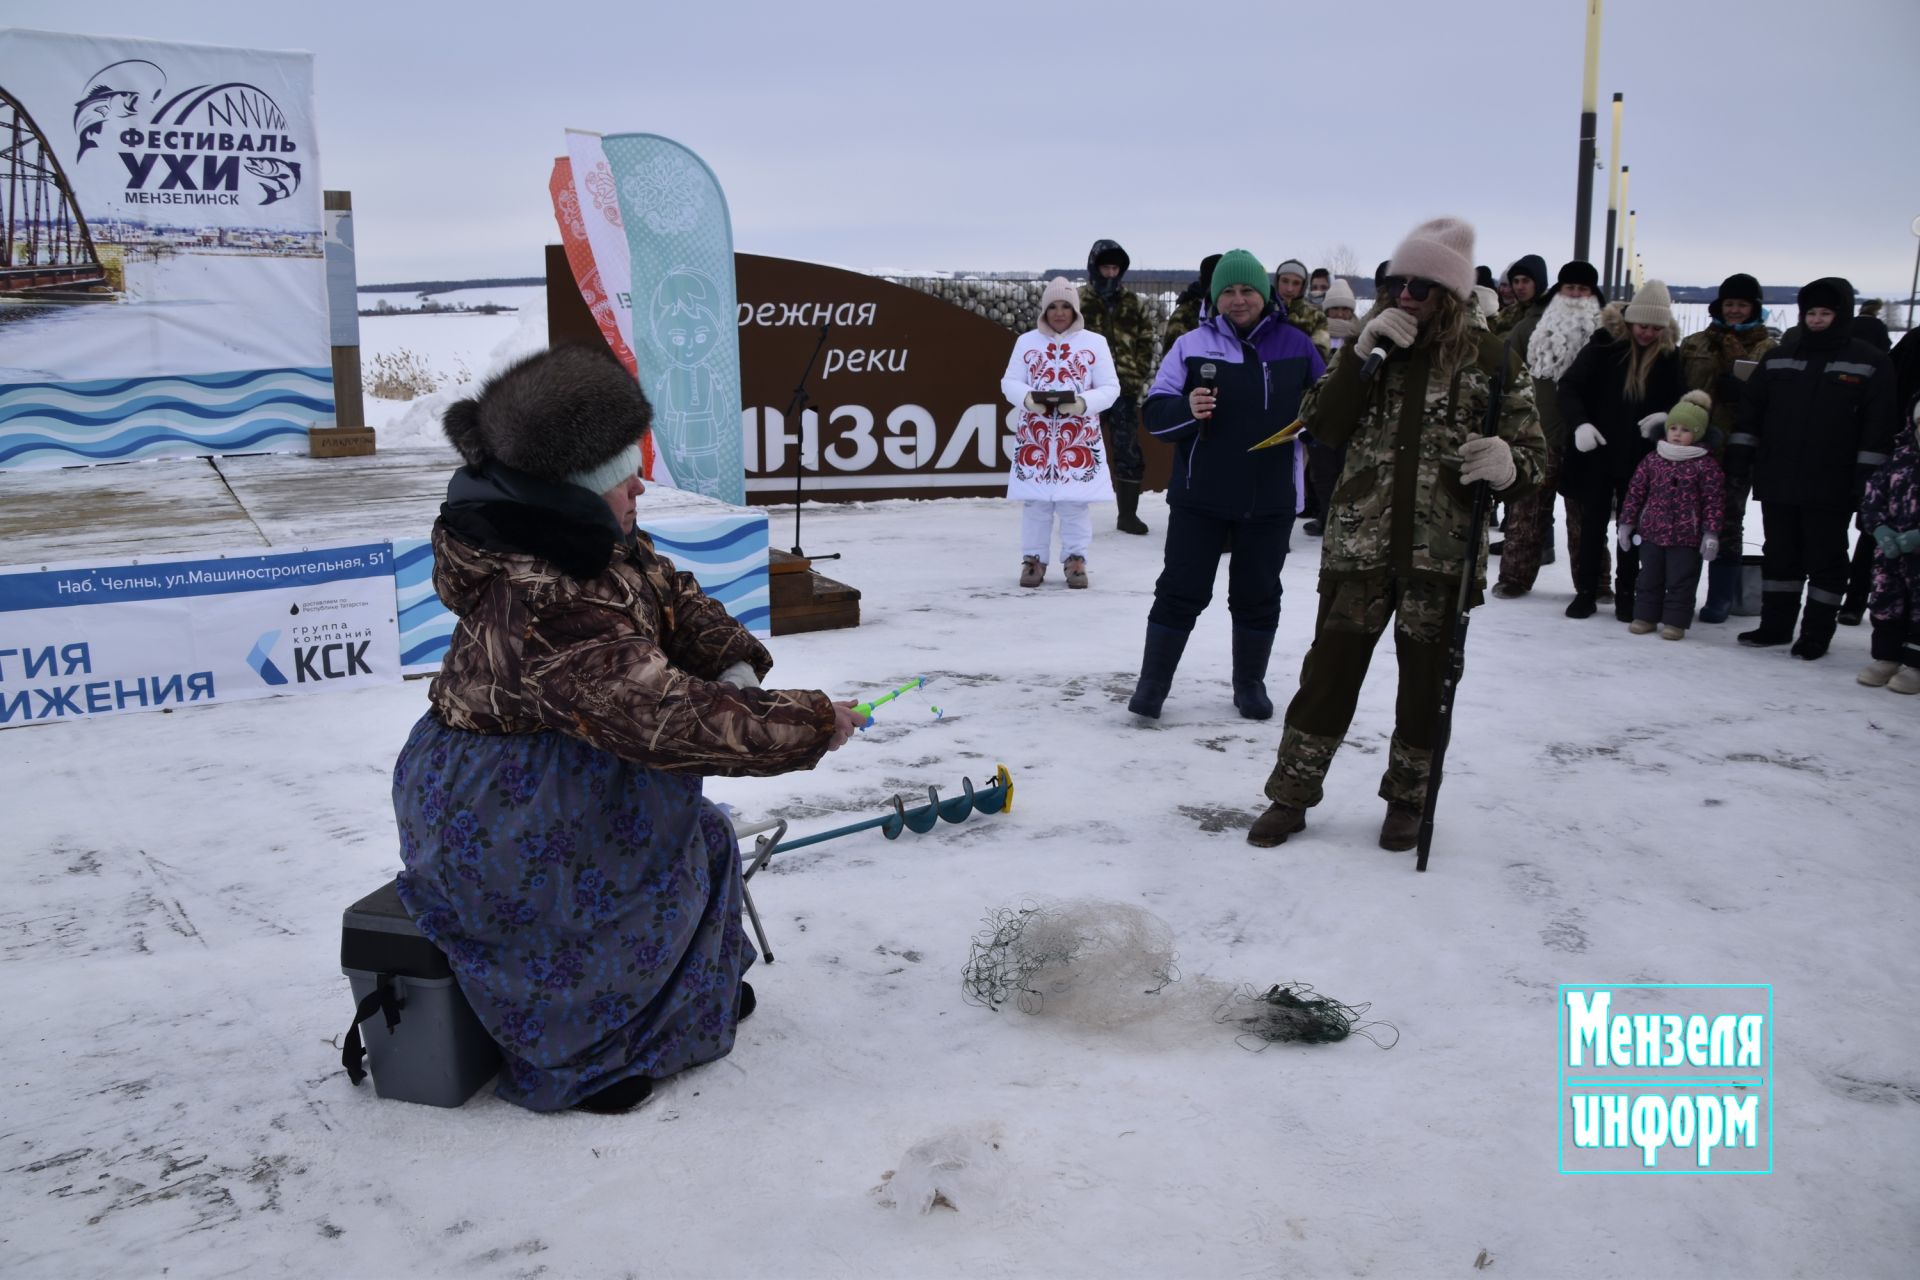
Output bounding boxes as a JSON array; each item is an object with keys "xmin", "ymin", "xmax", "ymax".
[
  {"xmin": 1213, "ymin": 982, "xmax": 1399, "ymax": 1050},
  {"xmin": 961, "ymin": 899, "xmax": 1398, "ymax": 1051},
  {"xmin": 961, "ymin": 898, "xmax": 1179, "ymax": 1027}
]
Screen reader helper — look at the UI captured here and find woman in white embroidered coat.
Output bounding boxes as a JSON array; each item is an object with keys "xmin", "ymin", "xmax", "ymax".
[{"xmin": 1000, "ymin": 277, "xmax": 1120, "ymax": 588}]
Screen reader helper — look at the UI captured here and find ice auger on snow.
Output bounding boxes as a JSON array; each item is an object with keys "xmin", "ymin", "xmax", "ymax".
[{"xmin": 729, "ymin": 765, "xmax": 1014, "ymax": 961}]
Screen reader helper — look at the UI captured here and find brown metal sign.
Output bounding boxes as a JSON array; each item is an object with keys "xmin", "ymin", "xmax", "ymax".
[
  {"xmin": 735, "ymin": 253, "xmax": 1021, "ymax": 503},
  {"xmin": 548, "ymin": 248, "xmax": 1176, "ymax": 504}
]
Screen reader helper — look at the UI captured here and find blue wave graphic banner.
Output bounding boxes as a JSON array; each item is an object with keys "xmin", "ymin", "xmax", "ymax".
[
  {"xmin": 390, "ymin": 513, "xmax": 767, "ymax": 675},
  {"xmin": 0, "ymin": 368, "xmax": 334, "ymax": 471},
  {"xmin": 602, "ymin": 134, "xmax": 743, "ymax": 506}
]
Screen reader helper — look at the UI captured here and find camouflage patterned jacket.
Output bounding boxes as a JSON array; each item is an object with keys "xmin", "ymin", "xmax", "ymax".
[
  {"xmin": 1302, "ymin": 331, "xmax": 1547, "ymax": 594},
  {"xmin": 1162, "ymin": 293, "xmax": 1205, "ymax": 351},
  {"xmin": 427, "ymin": 470, "xmax": 836, "ymax": 777},
  {"xmin": 1079, "ymin": 284, "xmax": 1158, "ymax": 397},
  {"xmin": 1679, "ymin": 323, "xmax": 1776, "ymax": 447},
  {"xmin": 1282, "ymin": 296, "xmax": 1332, "ymax": 363}
]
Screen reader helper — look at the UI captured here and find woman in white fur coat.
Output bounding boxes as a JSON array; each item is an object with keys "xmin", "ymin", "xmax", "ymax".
[{"xmin": 1000, "ymin": 277, "xmax": 1119, "ymax": 588}]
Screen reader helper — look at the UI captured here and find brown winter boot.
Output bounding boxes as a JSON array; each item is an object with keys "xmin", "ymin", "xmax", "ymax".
[
  {"xmin": 1379, "ymin": 804, "xmax": 1421, "ymax": 852},
  {"xmin": 1019, "ymin": 556, "xmax": 1045, "ymax": 588},
  {"xmin": 1063, "ymin": 556, "xmax": 1089, "ymax": 589},
  {"xmin": 1247, "ymin": 802, "xmax": 1306, "ymax": 847}
]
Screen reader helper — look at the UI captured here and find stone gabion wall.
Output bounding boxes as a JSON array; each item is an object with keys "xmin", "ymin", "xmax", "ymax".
[{"xmin": 886, "ymin": 275, "xmax": 1180, "ymax": 365}]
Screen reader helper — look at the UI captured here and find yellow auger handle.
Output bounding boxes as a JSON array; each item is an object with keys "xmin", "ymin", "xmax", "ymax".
[{"xmin": 1248, "ymin": 419, "xmax": 1305, "ymax": 452}]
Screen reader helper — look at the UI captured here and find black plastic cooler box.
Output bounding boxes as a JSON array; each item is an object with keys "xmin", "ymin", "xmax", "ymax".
[{"xmin": 340, "ymin": 879, "xmax": 500, "ymax": 1107}]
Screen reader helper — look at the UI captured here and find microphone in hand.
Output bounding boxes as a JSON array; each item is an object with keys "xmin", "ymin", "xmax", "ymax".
[{"xmin": 1355, "ymin": 308, "xmax": 1419, "ymax": 380}]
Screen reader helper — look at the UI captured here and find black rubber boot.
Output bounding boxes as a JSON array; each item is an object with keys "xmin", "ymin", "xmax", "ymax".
[
  {"xmin": 1738, "ymin": 590, "xmax": 1801, "ymax": 647},
  {"xmin": 575, "ymin": 1074, "xmax": 653, "ymax": 1114},
  {"xmin": 1698, "ymin": 558, "xmax": 1739, "ymax": 624},
  {"xmin": 1231, "ymin": 627, "xmax": 1275, "ymax": 720},
  {"xmin": 1792, "ymin": 600, "xmax": 1839, "ymax": 660},
  {"xmin": 1114, "ymin": 480, "xmax": 1149, "ymax": 535},
  {"xmin": 1127, "ymin": 623, "xmax": 1190, "ymax": 719}
]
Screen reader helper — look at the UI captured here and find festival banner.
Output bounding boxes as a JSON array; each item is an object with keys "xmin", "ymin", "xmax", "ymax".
[
  {"xmin": 0, "ymin": 28, "xmax": 332, "ymax": 470},
  {"xmin": 0, "ymin": 543, "xmax": 398, "ymax": 727},
  {"xmin": 601, "ymin": 133, "xmax": 743, "ymax": 505},
  {"xmin": 548, "ymin": 151, "xmax": 658, "ymax": 483}
]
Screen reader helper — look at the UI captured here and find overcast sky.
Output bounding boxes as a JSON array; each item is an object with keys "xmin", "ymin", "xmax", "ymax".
[{"xmin": 8, "ymin": 0, "xmax": 1918, "ymax": 293}]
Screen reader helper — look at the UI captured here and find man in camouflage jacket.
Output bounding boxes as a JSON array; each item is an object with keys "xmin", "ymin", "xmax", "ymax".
[
  {"xmin": 1249, "ymin": 219, "xmax": 1546, "ymax": 853},
  {"xmin": 1273, "ymin": 257, "xmax": 1333, "ymax": 363},
  {"xmin": 1678, "ymin": 272, "xmax": 1776, "ymax": 622},
  {"xmin": 1080, "ymin": 238, "xmax": 1158, "ymax": 532},
  {"xmin": 1162, "ymin": 253, "xmax": 1222, "ymax": 352}
]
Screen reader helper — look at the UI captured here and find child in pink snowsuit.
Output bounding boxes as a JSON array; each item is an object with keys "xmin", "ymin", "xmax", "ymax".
[
  {"xmin": 1857, "ymin": 398, "xmax": 1920, "ymax": 692},
  {"xmin": 1618, "ymin": 390, "xmax": 1725, "ymax": 638}
]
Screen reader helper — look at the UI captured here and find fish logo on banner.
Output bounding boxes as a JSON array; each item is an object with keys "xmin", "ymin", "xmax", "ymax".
[
  {"xmin": 69, "ymin": 57, "xmax": 304, "ymax": 206},
  {"xmin": 602, "ymin": 134, "xmax": 742, "ymax": 505}
]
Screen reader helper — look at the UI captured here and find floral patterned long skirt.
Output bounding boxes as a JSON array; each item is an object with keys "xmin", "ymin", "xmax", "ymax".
[{"xmin": 391, "ymin": 714, "xmax": 754, "ymax": 1111}]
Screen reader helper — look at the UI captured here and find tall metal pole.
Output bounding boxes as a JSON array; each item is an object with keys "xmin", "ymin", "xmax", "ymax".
[
  {"xmin": 1625, "ymin": 210, "xmax": 1637, "ymax": 298},
  {"xmin": 1614, "ymin": 167, "xmax": 1630, "ymax": 299},
  {"xmin": 1601, "ymin": 93, "xmax": 1622, "ymax": 293},
  {"xmin": 1574, "ymin": 0, "xmax": 1604, "ymax": 262},
  {"xmin": 1907, "ymin": 216, "xmax": 1919, "ymax": 332}
]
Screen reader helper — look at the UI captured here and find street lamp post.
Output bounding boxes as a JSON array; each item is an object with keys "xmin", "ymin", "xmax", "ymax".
[
  {"xmin": 1602, "ymin": 93, "xmax": 1622, "ymax": 295},
  {"xmin": 1624, "ymin": 209, "xmax": 1636, "ymax": 299},
  {"xmin": 1907, "ymin": 215, "xmax": 1920, "ymax": 331},
  {"xmin": 1574, "ymin": 0, "xmax": 1603, "ymax": 262}
]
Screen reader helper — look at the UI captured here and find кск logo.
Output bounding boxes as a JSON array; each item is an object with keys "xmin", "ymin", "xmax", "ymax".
[
  {"xmin": 246, "ymin": 629, "xmax": 287, "ymax": 686},
  {"xmin": 247, "ymin": 630, "xmax": 370, "ymax": 685},
  {"xmin": 71, "ymin": 58, "xmax": 303, "ymax": 206}
]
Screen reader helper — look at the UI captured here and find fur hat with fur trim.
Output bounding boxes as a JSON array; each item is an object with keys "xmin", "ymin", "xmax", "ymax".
[
  {"xmin": 1797, "ymin": 276, "xmax": 1854, "ymax": 317},
  {"xmin": 442, "ymin": 344, "xmax": 652, "ymax": 487},
  {"xmin": 1709, "ymin": 272, "xmax": 1763, "ymax": 322},
  {"xmin": 1037, "ymin": 276, "xmax": 1084, "ymax": 334},
  {"xmin": 1388, "ymin": 217, "xmax": 1477, "ymax": 301},
  {"xmin": 1557, "ymin": 260, "xmax": 1600, "ymax": 290}
]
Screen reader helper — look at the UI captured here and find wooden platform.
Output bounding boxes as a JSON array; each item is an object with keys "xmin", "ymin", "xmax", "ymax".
[
  {"xmin": 0, "ymin": 448, "xmax": 744, "ymax": 566},
  {"xmin": 768, "ymin": 549, "xmax": 861, "ymax": 635}
]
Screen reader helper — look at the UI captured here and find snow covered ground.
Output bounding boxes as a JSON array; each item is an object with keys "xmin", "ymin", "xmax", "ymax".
[{"xmin": 3, "ymin": 485, "xmax": 1916, "ymax": 1277}]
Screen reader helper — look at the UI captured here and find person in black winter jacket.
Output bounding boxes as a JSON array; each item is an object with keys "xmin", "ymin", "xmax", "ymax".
[
  {"xmin": 1725, "ymin": 277, "xmax": 1900, "ymax": 658},
  {"xmin": 1556, "ymin": 280, "xmax": 1688, "ymax": 620}
]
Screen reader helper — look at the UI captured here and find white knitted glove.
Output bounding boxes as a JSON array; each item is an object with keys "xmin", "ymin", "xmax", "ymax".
[
  {"xmin": 718, "ymin": 660, "xmax": 761, "ymax": 689},
  {"xmin": 1059, "ymin": 395, "xmax": 1087, "ymax": 416},
  {"xmin": 1356, "ymin": 307, "xmax": 1419, "ymax": 355},
  {"xmin": 1699, "ymin": 533, "xmax": 1720, "ymax": 561},
  {"xmin": 1617, "ymin": 524, "xmax": 1635, "ymax": 552},
  {"xmin": 1638, "ymin": 412, "xmax": 1668, "ymax": 439},
  {"xmin": 1459, "ymin": 435, "xmax": 1517, "ymax": 490},
  {"xmin": 1574, "ymin": 423, "xmax": 1607, "ymax": 453}
]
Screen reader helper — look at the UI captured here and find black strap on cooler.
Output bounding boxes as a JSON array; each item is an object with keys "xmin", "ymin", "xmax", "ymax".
[{"xmin": 341, "ymin": 973, "xmax": 403, "ymax": 1085}]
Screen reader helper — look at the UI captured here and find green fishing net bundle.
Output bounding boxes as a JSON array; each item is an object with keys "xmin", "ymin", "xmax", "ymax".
[{"xmin": 1214, "ymin": 982, "xmax": 1399, "ymax": 1050}]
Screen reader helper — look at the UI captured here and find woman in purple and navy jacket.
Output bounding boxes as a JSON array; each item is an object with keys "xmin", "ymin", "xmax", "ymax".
[{"xmin": 1125, "ymin": 248, "xmax": 1324, "ymax": 723}]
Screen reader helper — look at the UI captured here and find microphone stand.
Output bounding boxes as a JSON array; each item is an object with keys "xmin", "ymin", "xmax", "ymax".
[{"xmin": 784, "ymin": 319, "xmax": 840, "ymax": 562}]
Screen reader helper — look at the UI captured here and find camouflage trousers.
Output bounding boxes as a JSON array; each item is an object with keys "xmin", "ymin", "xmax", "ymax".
[
  {"xmin": 1264, "ymin": 576, "xmax": 1455, "ymax": 811},
  {"xmin": 1498, "ymin": 447, "xmax": 1609, "ymax": 591},
  {"xmin": 1101, "ymin": 394, "xmax": 1144, "ymax": 484}
]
